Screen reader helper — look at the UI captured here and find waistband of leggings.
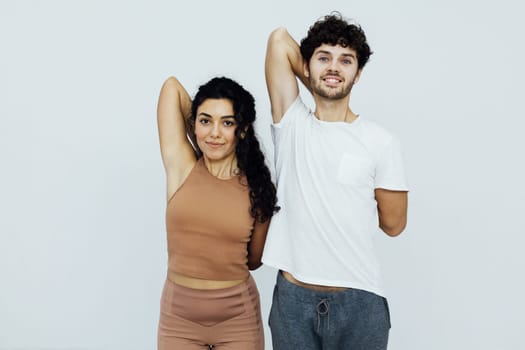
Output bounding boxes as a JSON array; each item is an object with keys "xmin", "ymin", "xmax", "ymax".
[{"xmin": 166, "ymin": 274, "xmax": 256, "ymax": 298}]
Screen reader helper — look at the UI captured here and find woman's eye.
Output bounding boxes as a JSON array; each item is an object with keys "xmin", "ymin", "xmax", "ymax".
[
  {"xmin": 199, "ymin": 118, "xmax": 209, "ymax": 124},
  {"xmin": 224, "ymin": 120, "xmax": 235, "ymax": 127},
  {"xmin": 319, "ymin": 57, "xmax": 329, "ymax": 62}
]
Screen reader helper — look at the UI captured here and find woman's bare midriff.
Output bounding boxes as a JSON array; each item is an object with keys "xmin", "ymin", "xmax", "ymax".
[
  {"xmin": 282, "ymin": 271, "xmax": 348, "ymax": 292},
  {"xmin": 168, "ymin": 270, "xmax": 246, "ymax": 290}
]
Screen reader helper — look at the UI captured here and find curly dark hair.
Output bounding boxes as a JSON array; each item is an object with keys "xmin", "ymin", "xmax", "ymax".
[
  {"xmin": 300, "ymin": 12, "xmax": 372, "ymax": 69},
  {"xmin": 190, "ymin": 77, "xmax": 279, "ymax": 223}
]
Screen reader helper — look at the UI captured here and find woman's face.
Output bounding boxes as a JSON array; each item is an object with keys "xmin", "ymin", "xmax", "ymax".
[{"xmin": 194, "ymin": 98, "xmax": 238, "ymax": 163}]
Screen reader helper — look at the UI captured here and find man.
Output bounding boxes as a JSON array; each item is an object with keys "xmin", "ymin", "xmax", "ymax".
[{"xmin": 261, "ymin": 13, "xmax": 409, "ymax": 350}]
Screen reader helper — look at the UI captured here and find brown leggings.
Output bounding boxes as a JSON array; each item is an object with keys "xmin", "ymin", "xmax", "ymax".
[{"xmin": 157, "ymin": 275, "xmax": 264, "ymax": 349}]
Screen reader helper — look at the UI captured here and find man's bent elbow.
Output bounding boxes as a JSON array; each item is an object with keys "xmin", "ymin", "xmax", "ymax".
[
  {"xmin": 380, "ymin": 220, "xmax": 407, "ymax": 237},
  {"xmin": 268, "ymin": 27, "xmax": 293, "ymax": 53},
  {"xmin": 269, "ymin": 27, "xmax": 288, "ymax": 42}
]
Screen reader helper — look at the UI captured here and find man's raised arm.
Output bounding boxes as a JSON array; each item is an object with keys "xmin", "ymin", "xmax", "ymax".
[{"xmin": 265, "ymin": 27, "xmax": 308, "ymax": 123}]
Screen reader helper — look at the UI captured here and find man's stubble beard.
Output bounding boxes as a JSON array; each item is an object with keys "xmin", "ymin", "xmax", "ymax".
[{"xmin": 309, "ymin": 76, "xmax": 354, "ymax": 100}]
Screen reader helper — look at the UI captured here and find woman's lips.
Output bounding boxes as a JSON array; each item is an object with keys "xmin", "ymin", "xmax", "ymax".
[{"xmin": 206, "ymin": 142, "xmax": 224, "ymax": 148}]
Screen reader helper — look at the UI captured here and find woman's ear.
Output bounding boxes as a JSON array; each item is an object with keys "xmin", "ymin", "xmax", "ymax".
[{"xmin": 240, "ymin": 126, "xmax": 249, "ymax": 140}]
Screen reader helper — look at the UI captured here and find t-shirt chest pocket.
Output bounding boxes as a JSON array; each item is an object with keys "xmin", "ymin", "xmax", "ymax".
[{"xmin": 336, "ymin": 153, "xmax": 375, "ymax": 187}]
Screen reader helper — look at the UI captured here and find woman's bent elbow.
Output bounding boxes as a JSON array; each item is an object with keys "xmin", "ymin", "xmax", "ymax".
[
  {"xmin": 248, "ymin": 261, "xmax": 262, "ymax": 271},
  {"xmin": 380, "ymin": 221, "xmax": 407, "ymax": 237}
]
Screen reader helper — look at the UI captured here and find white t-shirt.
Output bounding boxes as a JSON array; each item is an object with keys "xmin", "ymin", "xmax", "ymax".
[{"xmin": 262, "ymin": 96, "xmax": 408, "ymax": 297}]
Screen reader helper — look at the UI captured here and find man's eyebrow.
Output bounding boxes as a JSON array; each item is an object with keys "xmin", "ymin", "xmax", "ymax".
[{"xmin": 315, "ymin": 50, "xmax": 356, "ymax": 59}]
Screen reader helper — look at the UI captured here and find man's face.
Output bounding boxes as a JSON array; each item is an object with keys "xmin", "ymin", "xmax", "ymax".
[{"xmin": 305, "ymin": 44, "xmax": 361, "ymax": 100}]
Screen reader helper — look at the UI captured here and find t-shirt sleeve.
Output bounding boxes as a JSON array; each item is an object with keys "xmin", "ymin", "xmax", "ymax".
[
  {"xmin": 375, "ymin": 136, "xmax": 409, "ymax": 191},
  {"xmin": 272, "ymin": 96, "xmax": 310, "ymax": 126},
  {"xmin": 271, "ymin": 95, "xmax": 309, "ymax": 147}
]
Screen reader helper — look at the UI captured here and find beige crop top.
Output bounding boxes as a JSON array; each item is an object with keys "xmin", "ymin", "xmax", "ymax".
[{"xmin": 166, "ymin": 158, "xmax": 255, "ymax": 280}]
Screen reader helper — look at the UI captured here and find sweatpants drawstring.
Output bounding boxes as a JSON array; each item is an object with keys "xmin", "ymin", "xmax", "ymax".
[{"xmin": 316, "ymin": 299, "xmax": 330, "ymax": 332}]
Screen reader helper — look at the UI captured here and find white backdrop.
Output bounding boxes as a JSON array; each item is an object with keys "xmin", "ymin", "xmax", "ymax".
[{"xmin": 1, "ymin": 0, "xmax": 524, "ymax": 349}]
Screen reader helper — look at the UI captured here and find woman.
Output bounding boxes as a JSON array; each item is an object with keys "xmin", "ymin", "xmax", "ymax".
[{"xmin": 156, "ymin": 76, "xmax": 278, "ymax": 349}]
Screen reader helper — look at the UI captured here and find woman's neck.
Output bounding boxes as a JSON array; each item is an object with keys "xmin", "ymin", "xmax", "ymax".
[{"xmin": 202, "ymin": 155, "xmax": 239, "ymax": 179}]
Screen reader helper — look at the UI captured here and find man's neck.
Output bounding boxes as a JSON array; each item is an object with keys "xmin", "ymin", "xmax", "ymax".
[{"xmin": 313, "ymin": 95, "xmax": 358, "ymax": 123}]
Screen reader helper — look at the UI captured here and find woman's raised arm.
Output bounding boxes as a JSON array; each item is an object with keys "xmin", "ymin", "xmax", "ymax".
[{"xmin": 157, "ymin": 77, "xmax": 197, "ymax": 200}]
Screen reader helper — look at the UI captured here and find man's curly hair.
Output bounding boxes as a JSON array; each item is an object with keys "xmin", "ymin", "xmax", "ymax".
[{"xmin": 300, "ymin": 12, "xmax": 372, "ymax": 70}]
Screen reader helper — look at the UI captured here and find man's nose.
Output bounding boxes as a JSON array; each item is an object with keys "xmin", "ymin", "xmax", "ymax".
[{"xmin": 327, "ymin": 61, "xmax": 340, "ymax": 72}]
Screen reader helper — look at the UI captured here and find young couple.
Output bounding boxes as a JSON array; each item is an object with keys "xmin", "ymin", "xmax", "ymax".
[{"xmin": 156, "ymin": 13, "xmax": 408, "ymax": 350}]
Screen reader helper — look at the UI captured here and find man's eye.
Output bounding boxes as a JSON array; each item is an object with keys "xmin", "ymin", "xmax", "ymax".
[
  {"xmin": 342, "ymin": 59, "xmax": 352, "ymax": 65},
  {"xmin": 319, "ymin": 57, "xmax": 329, "ymax": 62}
]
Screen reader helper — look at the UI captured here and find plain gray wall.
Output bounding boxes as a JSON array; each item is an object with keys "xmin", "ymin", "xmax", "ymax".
[{"xmin": 1, "ymin": 0, "xmax": 524, "ymax": 349}]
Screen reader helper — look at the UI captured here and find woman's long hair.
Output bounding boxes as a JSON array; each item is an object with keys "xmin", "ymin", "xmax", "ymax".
[{"xmin": 190, "ymin": 77, "xmax": 279, "ymax": 223}]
